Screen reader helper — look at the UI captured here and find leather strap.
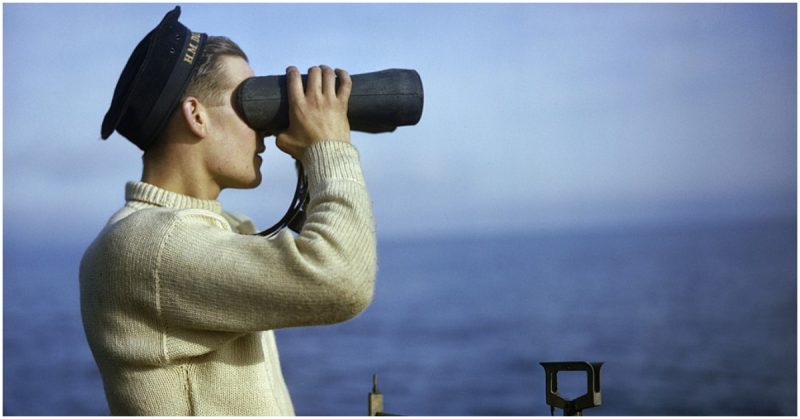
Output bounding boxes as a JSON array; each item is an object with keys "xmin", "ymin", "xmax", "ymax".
[{"xmin": 256, "ymin": 160, "xmax": 309, "ymax": 237}]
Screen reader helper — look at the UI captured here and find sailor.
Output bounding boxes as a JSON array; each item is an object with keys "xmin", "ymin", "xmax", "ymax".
[{"xmin": 81, "ymin": 6, "xmax": 376, "ymax": 415}]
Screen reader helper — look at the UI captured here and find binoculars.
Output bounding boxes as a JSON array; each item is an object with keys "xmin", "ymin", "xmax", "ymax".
[
  {"xmin": 238, "ymin": 69, "xmax": 424, "ymax": 237},
  {"xmin": 235, "ymin": 69, "xmax": 424, "ymax": 134}
]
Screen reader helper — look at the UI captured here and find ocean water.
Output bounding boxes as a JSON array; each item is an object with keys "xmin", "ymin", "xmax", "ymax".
[{"xmin": 4, "ymin": 217, "xmax": 796, "ymax": 415}]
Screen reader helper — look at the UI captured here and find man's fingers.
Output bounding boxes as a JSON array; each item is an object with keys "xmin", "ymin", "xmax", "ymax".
[
  {"xmin": 334, "ymin": 68, "xmax": 352, "ymax": 104},
  {"xmin": 306, "ymin": 66, "xmax": 322, "ymax": 97},
  {"xmin": 285, "ymin": 66, "xmax": 304, "ymax": 105},
  {"xmin": 320, "ymin": 65, "xmax": 336, "ymax": 97},
  {"xmin": 280, "ymin": 65, "xmax": 352, "ymax": 151}
]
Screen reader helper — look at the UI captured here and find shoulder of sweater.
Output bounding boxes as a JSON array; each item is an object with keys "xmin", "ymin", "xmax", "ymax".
[
  {"xmin": 86, "ymin": 208, "xmax": 237, "ymax": 274},
  {"xmin": 221, "ymin": 211, "xmax": 256, "ymax": 235},
  {"xmin": 83, "ymin": 207, "xmax": 244, "ymax": 282},
  {"xmin": 99, "ymin": 208, "xmax": 232, "ymax": 252},
  {"xmin": 117, "ymin": 207, "xmax": 233, "ymax": 232}
]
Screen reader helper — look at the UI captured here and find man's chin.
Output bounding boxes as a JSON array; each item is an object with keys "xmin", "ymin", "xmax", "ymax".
[
  {"xmin": 244, "ymin": 175, "xmax": 263, "ymax": 189},
  {"xmin": 225, "ymin": 175, "xmax": 262, "ymax": 190}
]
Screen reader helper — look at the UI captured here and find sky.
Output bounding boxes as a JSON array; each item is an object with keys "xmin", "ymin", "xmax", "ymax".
[{"xmin": 3, "ymin": 3, "xmax": 796, "ymax": 243}]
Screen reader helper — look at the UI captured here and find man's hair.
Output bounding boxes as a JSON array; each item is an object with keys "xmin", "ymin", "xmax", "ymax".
[
  {"xmin": 148, "ymin": 36, "xmax": 248, "ymax": 151},
  {"xmin": 183, "ymin": 35, "xmax": 249, "ymax": 106}
]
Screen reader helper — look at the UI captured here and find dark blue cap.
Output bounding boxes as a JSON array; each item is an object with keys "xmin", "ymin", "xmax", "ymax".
[{"xmin": 101, "ymin": 6, "xmax": 207, "ymax": 151}]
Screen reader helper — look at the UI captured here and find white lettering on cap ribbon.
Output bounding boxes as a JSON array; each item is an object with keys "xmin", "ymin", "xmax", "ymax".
[{"xmin": 183, "ymin": 32, "xmax": 201, "ymax": 64}]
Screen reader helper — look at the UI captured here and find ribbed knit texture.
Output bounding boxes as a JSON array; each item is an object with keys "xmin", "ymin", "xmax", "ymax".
[{"xmin": 80, "ymin": 141, "xmax": 376, "ymax": 415}]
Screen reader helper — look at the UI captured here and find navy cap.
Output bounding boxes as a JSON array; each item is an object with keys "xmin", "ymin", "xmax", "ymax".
[{"xmin": 101, "ymin": 6, "xmax": 207, "ymax": 151}]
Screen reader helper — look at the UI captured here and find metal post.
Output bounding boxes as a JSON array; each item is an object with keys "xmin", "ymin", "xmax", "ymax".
[{"xmin": 369, "ymin": 374, "xmax": 384, "ymax": 416}]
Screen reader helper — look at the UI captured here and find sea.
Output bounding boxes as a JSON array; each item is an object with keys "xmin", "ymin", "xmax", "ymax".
[{"xmin": 3, "ymin": 217, "xmax": 796, "ymax": 415}]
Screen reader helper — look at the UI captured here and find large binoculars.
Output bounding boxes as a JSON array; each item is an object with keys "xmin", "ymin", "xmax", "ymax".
[{"xmin": 235, "ymin": 69, "xmax": 424, "ymax": 134}]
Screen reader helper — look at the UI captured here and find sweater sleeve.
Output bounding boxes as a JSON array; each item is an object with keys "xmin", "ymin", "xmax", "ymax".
[{"xmin": 155, "ymin": 141, "xmax": 377, "ymax": 333}]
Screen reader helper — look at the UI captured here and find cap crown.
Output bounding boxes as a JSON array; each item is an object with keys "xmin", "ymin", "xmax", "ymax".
[{"xmin": 101, "ymin": 6, "xmax": 207, "ymax": 151}]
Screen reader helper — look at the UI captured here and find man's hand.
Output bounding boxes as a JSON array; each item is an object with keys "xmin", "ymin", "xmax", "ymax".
[{"xmin": 276, "ymin": 65, "xmax": 352, "ymax": 159}]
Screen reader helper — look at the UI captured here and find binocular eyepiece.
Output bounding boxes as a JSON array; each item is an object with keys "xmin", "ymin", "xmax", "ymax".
[{"xmin": 234, "ymin": 69, "xmax": 424, "ymax": 135}]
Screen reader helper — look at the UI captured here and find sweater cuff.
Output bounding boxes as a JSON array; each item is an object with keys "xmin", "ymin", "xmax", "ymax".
[{"xmin": 300, "ymin": 141, "xmax": 364, "ymax": 187}]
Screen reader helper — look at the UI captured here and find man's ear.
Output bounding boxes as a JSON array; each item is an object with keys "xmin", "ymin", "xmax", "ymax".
[{"xmin": 180, "ymin": 97, "xmax": 207, "ymax": 138}]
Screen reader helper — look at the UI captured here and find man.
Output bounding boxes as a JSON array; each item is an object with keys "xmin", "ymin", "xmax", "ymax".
[{"xmin": 80, "ymin": 7, "xmax": 376, "ymax": 415}]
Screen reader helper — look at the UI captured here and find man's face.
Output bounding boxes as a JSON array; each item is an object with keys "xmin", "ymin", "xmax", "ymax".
[{"xmin": 204, "ymin": 56, "xmax": 265, "ymax": 190}]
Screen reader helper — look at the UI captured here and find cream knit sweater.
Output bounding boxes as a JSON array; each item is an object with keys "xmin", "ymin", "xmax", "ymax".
[{"xmin": 80, "ymin": 141, "xmax": 376, "ymax": 415}]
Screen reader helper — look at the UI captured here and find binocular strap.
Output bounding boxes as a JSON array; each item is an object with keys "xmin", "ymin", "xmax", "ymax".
[{"xmin": 256, "ymin": 160, "xmax": 309, "ymax": 237}]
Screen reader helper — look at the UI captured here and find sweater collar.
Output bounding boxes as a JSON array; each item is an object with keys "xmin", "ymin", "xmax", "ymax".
[{"xmin": 126, "ymin": 181, "xmax": 223, "ymax": 214}]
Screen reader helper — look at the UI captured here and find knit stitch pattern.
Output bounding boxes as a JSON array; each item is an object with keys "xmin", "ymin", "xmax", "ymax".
[{"xmin": 80, "ymin": 141, "xmax": 376, "ymax": 415}]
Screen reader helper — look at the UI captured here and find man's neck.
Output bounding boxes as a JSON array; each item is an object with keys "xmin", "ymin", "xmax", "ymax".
[{"xmin": 141, "ymin": 151, "xmax": 221, "ymax": 201}]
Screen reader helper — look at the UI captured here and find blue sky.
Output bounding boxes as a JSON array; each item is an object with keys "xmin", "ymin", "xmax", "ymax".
[{"xmin": 4, "ymin": 3, "xmax": 796, "ymax": 242}]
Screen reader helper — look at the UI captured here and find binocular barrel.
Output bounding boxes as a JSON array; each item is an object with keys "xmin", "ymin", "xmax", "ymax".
[{"xmin": 235, "ymin": 69, "xmax": 424, "ymax": 134}]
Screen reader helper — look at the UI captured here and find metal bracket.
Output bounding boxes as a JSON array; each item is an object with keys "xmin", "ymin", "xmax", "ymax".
[{"xmin": 540, "ymin": 361, "xmax": 604, "ymax": 416}]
